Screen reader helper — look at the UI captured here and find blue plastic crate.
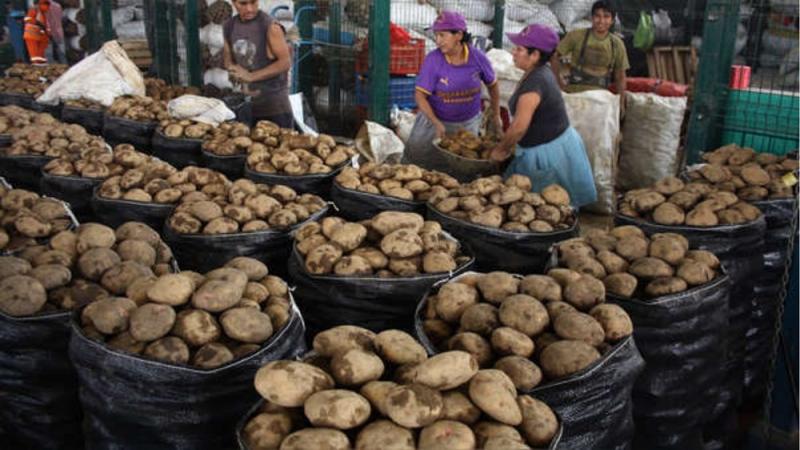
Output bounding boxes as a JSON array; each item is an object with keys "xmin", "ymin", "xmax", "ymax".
[
  {"xmin": 313, "ymin": 27, "xmax": 356, "ymax": 46},
  {"xmin": 355, "ymin": 75, "xmax": 417, "ymax": 110}
]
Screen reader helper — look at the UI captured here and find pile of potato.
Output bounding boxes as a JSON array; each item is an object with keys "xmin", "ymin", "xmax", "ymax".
[
  {"xmin": 0, "ymin": 105, "xmax": 44, "ymax": 134},
  {"xmin": 431, "ymin": 175, "xmax": 576, "ymax": 232},
  {"xmin": 64, "ymin": 98, "xmax": 105, "ymax": 110},
  {"xmin": 2, "ymin": 121, "xmax": 106, "ymax": 158},
  {"xmin": 243, "ymin": 325, "xmax": 560, "ymax": 450},
  {"xmin": 438, "ymin": 129, "xmax": 498, "ymax": 160},
  {"xmin": 556, "ymin": 226, "xmax": 721, "ymax": 298},
  {"xmin": 0, "ymin": 187, "xmax": 74, "ymax": 253},
  {"xmin": 43, "ymin": 144, "xmax": 149, "ymax": 180},
  {"xmin": 107, "ymin": 96, "xmax": 169, "ymax": 122},
  {"xmin": 98, "ymin": 164, "xmax": 231, "ymax": 206},
  {"xmin": 79, "ymin": 257, "xmax": 293, "ymax": 369},
  {"xmin": 335, "ymin": 163, "xmax": 460, "ymax": 202},
  {"xmin": 167, "ymin": 179, "xmax": 326, "ymax": 234},
  {"xmin": 0, "ymin": 222, "xmax": 171, "ymax": 317},
  {"xmin": 619, "ymin": 176, "xmax": 764, "ymax": 226},
  {"xmin": 202, "ymin": 121, "xmax": 267, "ymax": 157},
  {"xmin": 0, "ymin": 63, "xmax": 68, "ymax": 95},
  {"xmin": 295, "ymin": 211, "xmax": 471, "ymax": 277},
  {"xmin": 246, "ymin": 129, "xmax": 357, "ymax": 176},
  {"xmin": 158, "ymin": 119, "xmax": 216, "ymax": 141},
  {"xmin": 421, "ymin": 271, "xmax": 632, "ymax": 385},
  {"xmin": 145, "ymin": 78, "xmax": 201, "ymax": 102},
  {"xmin": 688, "ymin": 144, "xmax": 798, "ymax": 200}
]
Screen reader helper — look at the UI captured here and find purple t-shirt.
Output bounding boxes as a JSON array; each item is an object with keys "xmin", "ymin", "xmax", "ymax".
[{"xmin": 415, "ymin": 45, "xmax": 496, "ymax": 122}]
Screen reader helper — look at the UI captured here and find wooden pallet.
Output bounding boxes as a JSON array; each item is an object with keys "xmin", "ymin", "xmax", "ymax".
[
  {"xmin": 646, "ymin": 46, "xmax": 698, "ymax": 86},
  {"xmin": 119, "ymin": 40, "xmax": 153, "ymax": 69}
]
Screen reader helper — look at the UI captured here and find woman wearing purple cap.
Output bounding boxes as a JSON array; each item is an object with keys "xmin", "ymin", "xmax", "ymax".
[
  {"xmin": 489, "ymin": 24, "xmax": 597, "ymax": 208},
  {"xmin": 404, "ymin": 11, "xmax": 502, "ymax": 174}
]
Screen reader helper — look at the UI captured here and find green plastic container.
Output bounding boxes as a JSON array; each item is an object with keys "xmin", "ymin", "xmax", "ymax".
[{"xmin": 720, "ymin": 88, "xmax": 799, "ymax": 155}]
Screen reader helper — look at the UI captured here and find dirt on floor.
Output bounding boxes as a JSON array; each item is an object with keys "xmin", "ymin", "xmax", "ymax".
[{"xmin": 579, "ymin": 211, "xmax": 614, "ymax": 236}]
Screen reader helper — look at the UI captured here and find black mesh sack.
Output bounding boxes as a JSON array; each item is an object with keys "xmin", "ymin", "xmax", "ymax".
[
  {"xmin": 151, "ymin": 129, "xmax": 203, "ymax": 169},
  {"xmin": 330, "ymin": 181, "xmax": 425, "ymax": 221},
  {"xmin": 244, "ymin": 163, "xmax": 347, "ymax": 197},
  {"xmin": 60, "ymin": 106, "xmax": 104, "ymax": 135},
  {"xmin": 40, "ymin": 172, "xmax": 104, "ymax": 222},
  {"xmin": 102, "ymin": 113, "xmax": 156, "ymax": 151}
]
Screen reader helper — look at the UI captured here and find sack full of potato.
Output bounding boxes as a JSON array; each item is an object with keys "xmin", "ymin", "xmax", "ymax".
[
  {"xmin": 552, "ymin": 227, "xmax": 732, "ymax": 448},
  {"xmin": 243, "ymin": 129, "xmax": 357, "ymax": 196},
  {"xmin": 151, "ymin": 118, "xmax": 215, "ymax": 169},
  {"xmin": 331, "ymin": 162, "xmax": 460, "ymax": 221},
  {"xmin": 237, "ymin": 325, "xmax": 563, "ymax": 450},
  {"xmin": 163, "ymin": 178, "xmax": 328, "ymax": 274},
  {"xmin": 686, "ymin": 145, "xmax": 799, "ymax": 406},
  {"xmin": 60, "ymin": 98, "xmax": 106, "ymax": 135},
  {"xmin": 414, "ymin": 271, "xmax": 645, "ymax": 449},
  {"xmin": 0, "ymin": 186, "xmax": 78, "ymax": 254},
  {"xmin": 427, "ymin": 174, "xmax": 579, "ymax": 273},
  {"xmin": 287, "ymin": 211, "xmax": 475, "ymax": 334},
  {"xmin": 102, "ymin": 95, "xmax": 167, "ymax": 151},
  {"xmin": 615, "ymin": 175, "xmax": 767, "ymax": 436},
  {"xmin": 0, "ymin": 221, "xmax": 173, "ymax": 450},
  {"xmin": 68, "ymin": 256, "xmax": 307, "ymax": 450}
]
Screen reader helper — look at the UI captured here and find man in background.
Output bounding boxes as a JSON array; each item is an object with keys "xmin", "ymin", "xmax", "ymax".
[{"xmin": 44, "ymin": 0, "xmax": 65, "ymax": 63}]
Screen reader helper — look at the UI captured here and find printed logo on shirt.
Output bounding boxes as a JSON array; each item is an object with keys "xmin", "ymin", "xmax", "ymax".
[{"xmin": 439, "ymin": 77, "xmax": 449, "ymax": 86}]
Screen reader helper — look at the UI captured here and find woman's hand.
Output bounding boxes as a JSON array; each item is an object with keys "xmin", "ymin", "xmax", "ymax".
[
  {"xmin": 489, "ymin": 146, "xmax": 512, "ymax": 162},
  {"xmin": 434, "ymin": 120, "xmax": 447, "ymax": 139},
  {"xmin": 492, "ymin": 114, "xmax": 504, "ymax": 137},
  {"xmin": 228, "ymin": 65, "xmax": 252, "ymax": 83}
]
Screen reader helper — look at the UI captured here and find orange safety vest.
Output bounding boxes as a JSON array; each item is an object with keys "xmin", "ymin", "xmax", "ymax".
[{"xmin": 23, "ymin": 8, "xmax": 49, "ymax": 42}]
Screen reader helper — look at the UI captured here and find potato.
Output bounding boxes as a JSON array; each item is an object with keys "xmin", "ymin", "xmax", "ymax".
[
  {"xmin": 355, "ymin": 420, "xmax": 415, "ymax": 450},
  {"xmin": 645, "ymin": 277, "xmax": 689, "ymax": 297},
  {"xmin": 172, "ymin": 309, "xmax": 221, "ymax": 347},
  {"xmin": 380, "ymin": 229, "xmax": 424, "ymax": 258},
  {"xmin": 539, "ymin": 340, "xmax": 601, "ymax": 379},
  {"xmin": 385, "ymin": 383, "xmax": 443, "ymax": 428},
  {"xmin": 653, "ymin": 176, "xmax": 685, "ymax": 195},
  {"xmin": 519, "ymin": 275, "xmax": 562, "ymax": 302},
  {"xmin": 566, "ymin": 255, "xmax": 607, "ymax": 279},
  {"xmin": 334, "ymin": 255, "xmax": 373, "ymax": 276},
  {"xmin": 546, "ymin": 268, "xmax": 582, "ymax": 287},
  {"xmin": 225, "ymin": 257, "xmax": 268, "ymax": 281},
  {"xmin": 221, "ymin": 307, "xmax": 274, "ymax": 343},
  {"xmin": 449, "ymin": 332, "xmax": 494, "ymax": 368},
  {"xmin": 116, "ymin": 239, "xmax": 157, "ymax": 267},
  {"xmin": 304, "ymin": 389, "xmax": 372, "ymax": 430},
  {"xmin": 360, "ymin": 380, "xmax": 399, "ymax": 416},
  {"xmin": 129, "ymin": 303, "xmax": 176, "ymax": 342},
  {"xmin": 374, "ymin": 330, "xmax": 428, "ymax": 365},
  {"xmin": 330, "ymin": 223, "xmax": 368, "ymax": 252},
  {"xmin": 517, "ymin": 395, "xmax": 559, "ymax": 447},
  {"xmin": 100, "ymin": 261, "xmax": 153, "ymax": 295},
  {"xmin": 615, "ymin": 236, "xmax": 649, "ymax": 261},
  {"xmin": 0, "ymin": 275, "xmax": 47, "ymax": 316},
  {"xmin": 106, "ymin": 331, "xmax": 145, "ymax": 354},
  {"xmin": 255, "ymin": 360, "xmax": 335, "ymax": 407},
  {"xmin": 76, "ymin": 223, "xmax": 116, "ymax": 253},
  {"xmin": 490, "ymin": 327, "xmax": 534, "ymax": 358},
  {"xmin": 473, "ymin": 422, "xmax": 523, "ymax": 448},
  {"xmin": 143, "ymin": 336, "xmax": 190, "ymax": 365},
  {"xmin": 563, "ymin": 275, "xmax": 605, "ymax": 311},
  {"xmin": 460, "ymin": 303, "xmax": 499, "ymax": 336},
  {"xmin": 331, "ymin": 348, "xmax": 384, "ymax": 386},
  {"xmin": 29, "ymin": 264, "xmax": 71, "ymax": 290},
  {"xmin": 685, "ymin": 207, "xmax": 719, "ymax": 227},
  {"xmin": 413, "ymin": 351, "xmax": 479, "ymax": 390},
  {"xmin": 422, "ymin": 251, "xmax": 457, "ymax": 273},
  {"xmin": 483, "ymin": 437, "xmax": 532, "ymax": 450},
  {"xmin": 589, "ymin": 304, "xmax": 633, "ymax": 342},
  {"xmin": 435, "ymin": 282, "xmax": 480, "ymax": 323},
  {"xmin": 649, "ymin": 236, "xmax": 687, "ymax": 265},
  {"xmin": 192, "ymin": 342, "xmax": 234, "ymax": 369},
  {"xmin": 371, "ymin": 212, "xmax": 425, "ymax": 236},
  {"xmin": 498, "ymin": 294, "xmax": 549, "ymax": 336},
  {"xmin": 630, "ymin": 257, "xmax": 675, "ymax": 279},
  {"xmin": 192, "ymin": 273, "xmax": 247, "ymax": 312},
  {"xmin": 77, "ymin": 248, "xmax": 121, "ymax": 281},
  {"xmin": 494, "ymin": 356, "xmax": 542, "ymax": 391},
  {"xmin": 652, "ymin": 232, "xmax": 689, "ymax": 252},
  {"xmin": 476, "ymin": 272, "xmax": 520, "ymax": 304},
  {"xmin": 685, "ymin": 250, "xmax": 720, "ymax": 270},
  {"xmin": 468, "ymin": 369, "xmax": 522, "ymax": 425},
  {"xmin": 553, "ymin": 312, "xmax": 605, "ymax": 346},
  {"xmin": 84, "ymin": 297, "xmax": 136, "ymax": 335},
  {"xmin": 596, "ymin": 251, "xmax": 628, "ymax": 274},
  {"xmin": 541, "ymin": 184, "xmax": 570, "ymax": 206},
  {"xmin": 418, "ymin": 420, "xmax": 476, "ymax": 450},
  {"xmin": 652, "ymin": 202, "xmax": 685, "ymax": 225},
  {"xmin": 280, "ymin": 428, "xmax": 350, "ymax": 450},
  {"xmin": 305, "ymin": 244, "xmax": 343, "ymax": 275},
  {"xmin": 677, "ymin": 260, "xmax": 715, "ymax": 286},
  {"xmin": 423, "ymin": 319, "xmax": 453, "ymax": 346},
  {"xmin": 313, "ymin": 325, "xmax": 376, "ymax": 357},
  {"xmin": 441, "ymin": 391, "xmax": 481, "ymax": 425},
  {"xmin": 242, "ymin": 411, "xmax": 293, "ymax": 450}
]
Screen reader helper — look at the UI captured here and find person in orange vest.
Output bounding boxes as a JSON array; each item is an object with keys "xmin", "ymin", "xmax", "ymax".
[{"xmin": 23, "ymin": 0, "xmax": 51, "ymax": 64}]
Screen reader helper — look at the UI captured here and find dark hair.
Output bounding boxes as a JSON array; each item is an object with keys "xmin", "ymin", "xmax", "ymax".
[
  {"xmin": 444, "ymin": 30, "xmax": 472, "ymax": 45},
  {"xmin": 591, "ymin": 1, "xmax": 615, "ymax": 16},
  {"xmin": 526, "ymin": 48, "xmax": 553, "ymax": 67}
]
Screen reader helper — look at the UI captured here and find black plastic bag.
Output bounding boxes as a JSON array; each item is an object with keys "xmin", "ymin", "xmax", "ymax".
[
  {"xmin": 289, "ymin": 243, "xmax": 475, "ymax": 336},
  {"xmin": 0, "ymin": 154, "xmax": 54, "ymax": 191},
  {"xmin": 607, "ymin": 273, "xmax": 731, "ymax": 450},
  {"xmin": 427, "ymin": 204, "xmax": 579, "ymax": 274},
  {"xmin": 40, "ymin": 172, "xmax": 103, "ymax": 222},
  {"xmin": 244, "ymin": 163, "xmax": 347, "ymax": 197},
  {"xmin": 0, "ymin": 134, "xmax": 12, "ymax": 147},
  {"xmin": 163, "ymin": 206, "xmax": 328, "ymax": 275},
  {"xmin": 614, "ymin": 214, "xmax": 765, "ymax": 426},
  {"xmin": 91, "ymin": 187, "xmax": 175, "ymax": 230},
  {"xmin": 31, "ymin": 101, "xmax": 62, "ymax": 119},
  {"xmin": 0, "ymin": 92, "xmax": 35, "ymax": 109},
  {"xmin": 223, "ymin": 94, "xmax": 253, "ymax": 126},
  {"xmin": 235, "ymin": 398, "xmax": 564, "ymax": 450},
  {"xmin": 69, "ymin": 303, "xmax": 307, "ymax": 450},
  {"xmin": 329, "ymin": 181, "xmax": 425, "ymax": 221},
  {"xmin": 414, "ymin": 281, "xmax": 644, "ymax": 450},
  {"xmin": 151, "ymin": 129, "xmax": 203, "ymax": 169},
  {"xmin": 102, "ymin": 113, "xmax": 156, "ymax": 151},
  {"xmin": 744, "ymin": 198, "xmax": 796, "ymax": 406},
  {"xmin": 60, "ymin": 106, "xmax": 104, "ymax": 135},
  {"xmin": 0, "ymin": 311, "xmax": 84, "ymax": 450},
  {"xmin": 201, "ymin": 150, "xmax": 247, "ymax": 179}
]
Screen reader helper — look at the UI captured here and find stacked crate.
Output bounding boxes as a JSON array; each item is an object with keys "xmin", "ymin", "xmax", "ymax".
[{"xmin": 354, "ymin": 38, "xmax": 425, "ymax": 111}]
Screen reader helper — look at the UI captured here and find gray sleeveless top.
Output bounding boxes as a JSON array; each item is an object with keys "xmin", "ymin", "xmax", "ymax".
[{"xmin": 224, "ymin": 11, "xmax": 291, "ymax": 118}]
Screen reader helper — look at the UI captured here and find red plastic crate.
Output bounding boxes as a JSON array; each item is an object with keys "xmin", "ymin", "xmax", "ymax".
[{"xmin": 355, "ymin": 38, "xmax": 426, "ymax": 75}]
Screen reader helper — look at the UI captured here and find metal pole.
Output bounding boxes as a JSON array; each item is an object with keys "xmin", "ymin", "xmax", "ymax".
[
  {"xmin": 492, "ymin": 0, "xmax": 505, "ymax": 50},
  {"xmin": 84, "ymin": 0, "xmax": 99, "ymax": 52},
  {"xmin": 100, "ymin": 0, "xmax": 114, "ymax": 42},
  {"xmin": 184, "ymin": 0, "xmax": 202, "ymax": 87},
  {"xmin": 329, "ymin": 1, "xmax": 342, "ymax": 133},
  {"xmin": 297, "ymin": 0, "xmax": 314, "ymax": 101},
  {"xmin": 368, "ymin": 0, "xmax": 390, "ymax": 125}
]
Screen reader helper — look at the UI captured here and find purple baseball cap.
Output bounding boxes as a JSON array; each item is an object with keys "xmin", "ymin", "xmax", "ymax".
[
  {"xmin": 506, "ymin": 24, "xmax": 560, "ymax": 53},
  {"xmin": 430, "ymin": 11, "xmax": 467, "ymax": 32}
]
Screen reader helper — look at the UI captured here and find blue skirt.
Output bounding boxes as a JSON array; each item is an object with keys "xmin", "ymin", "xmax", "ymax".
[{"xmin": 504, "ymin": 127, "xmax": 598, "ymax": 208}]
